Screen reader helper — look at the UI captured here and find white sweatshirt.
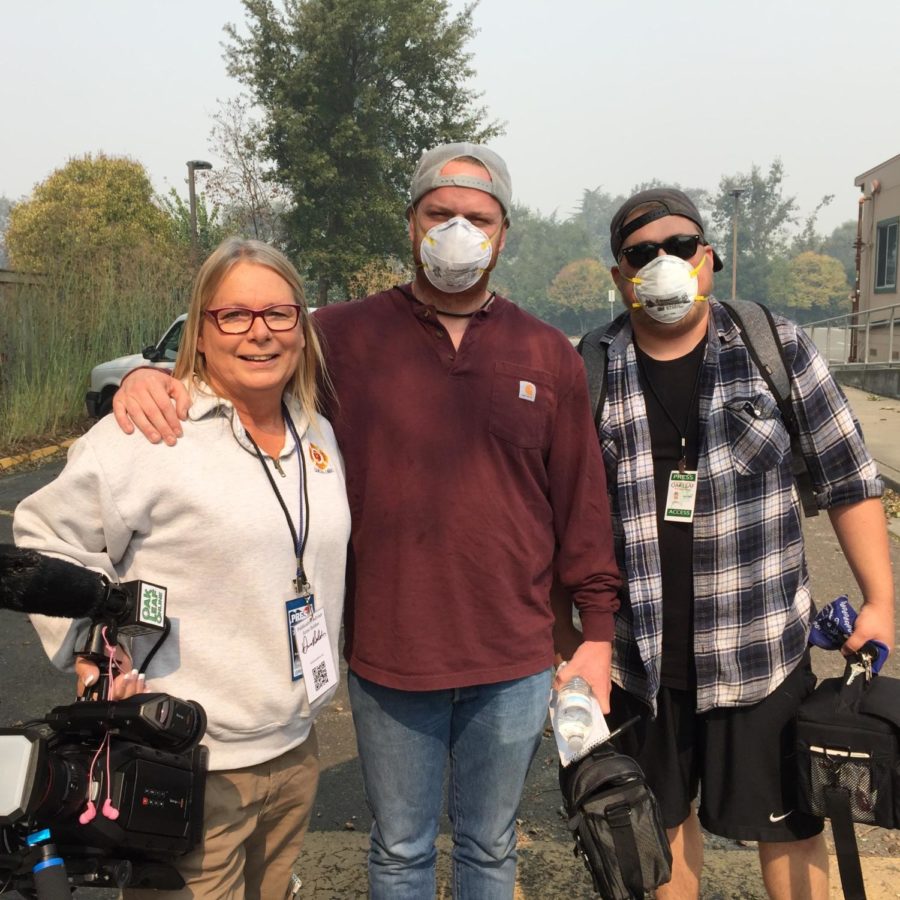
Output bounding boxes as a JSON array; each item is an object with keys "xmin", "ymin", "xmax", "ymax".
[{"xmin": 14, "ymin": 385, "xmax": 351, "ymax": 770}]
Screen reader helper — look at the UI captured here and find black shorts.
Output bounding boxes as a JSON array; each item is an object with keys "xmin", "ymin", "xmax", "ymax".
[{"xmin": 607, "ymin": 655, "xmax": 824, "ymax": 843}]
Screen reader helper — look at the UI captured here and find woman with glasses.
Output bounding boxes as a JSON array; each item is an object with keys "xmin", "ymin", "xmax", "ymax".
[{"xmin": 14, "ymin": 238, "xmax": 351, "ymax": 899}]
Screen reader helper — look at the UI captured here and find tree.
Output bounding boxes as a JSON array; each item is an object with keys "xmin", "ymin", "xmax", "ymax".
[
  {"xmin": 490, "ymin": 203, "xmax": 592, "ymax": 326},
  {"xmin": 547, "ymin": 258, "xmax": 616, "ymax": 333},
  {"xmin": 767, "ymin": 251, "xmax": 851, "ymax": 322},
  {"xmin": 821, "ymin": 220, "xmax": 857, "ymax": 284},
  {"xmin": 710, "ymin": 160, "xmax": 799, "ymax": 302},
  {"xmin": 159, "ymin": 188, "xmax": 227, "ymax": 258},
  {"xmin": 205, "ymin": 96, "xmax": 291, "ymax": 245},
  {"xmin": 224, "ymin": 0, "xmax": 502, "ymax": 303},
  {"xmin": 575, "ymin": 181, "xmax": 711, "ymax": 268},
  {"xmin": 5, "ymin": 154, "xmax": 174, "ymax": 272},
  {"xmin": 576, "ymin": 186, "xmax": 624, "ymax": 267},
  {"xmin": 347, "ymin": 257, "xmax": 413, "ymax": 299},
  {"xmin": 792, "ymin": 195, "xmax": 834, "ymax": 254}
]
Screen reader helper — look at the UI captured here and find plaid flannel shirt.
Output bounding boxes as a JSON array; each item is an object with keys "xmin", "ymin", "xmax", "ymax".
[{"xmin": 599, "ymin": 299, "xmax": 883, "ymax": 713}]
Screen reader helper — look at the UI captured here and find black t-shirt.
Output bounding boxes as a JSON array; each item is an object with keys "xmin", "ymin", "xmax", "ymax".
[{"xmin": 635, "ymin": 336, "xmax": 706, "ymax": 690}]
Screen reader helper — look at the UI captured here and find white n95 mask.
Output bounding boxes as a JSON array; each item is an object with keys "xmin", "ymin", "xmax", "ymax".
[
  {"xmin": 624, "ymin": 254, "xmax": 708, "ymax": 324},
  {"xmin": 419, "ymin": 216, "xmax": 494, "ymax": 293}
]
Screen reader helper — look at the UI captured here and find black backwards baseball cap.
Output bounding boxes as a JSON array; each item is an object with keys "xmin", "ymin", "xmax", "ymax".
[
  {"xmin": 407, "ymin": 142, "xmax": 512, "ymax": 222},
  {"xmin": 610, "ymin": 188, "xmax": 723, "ymax": 272}
]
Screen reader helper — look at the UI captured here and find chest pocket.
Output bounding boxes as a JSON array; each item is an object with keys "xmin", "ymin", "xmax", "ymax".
[
  {"xmin": 725, "ymin": 393, "xmax": 791, "ymax": 475},
  {"xmin": 489, "ymin": 361, "xmax": 555, "ymax": 449}
]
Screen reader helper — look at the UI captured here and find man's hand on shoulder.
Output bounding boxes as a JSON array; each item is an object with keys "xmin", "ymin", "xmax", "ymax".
[
  {"xmin": 554, "ymin": 640, "xmax": 612, "ymax": 714},
  {"xmin": 112, "ymin": 368, "xmax": 190, "ymax": 445}
]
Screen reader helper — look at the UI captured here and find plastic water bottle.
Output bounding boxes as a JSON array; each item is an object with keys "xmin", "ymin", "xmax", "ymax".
[{"xmin": 556, "ymin": 676, "xmax": 594, "ymax": 751}]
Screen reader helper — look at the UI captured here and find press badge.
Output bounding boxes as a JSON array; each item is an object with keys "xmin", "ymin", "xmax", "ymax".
[
  {"xmin": 664, "ymin": 471, "xmax": 698, "ymax": 523},
  {"xmin": 286, "ymin": 595, "xmax": 315, "ymax": 681},
  {"xmin": 295, "ymin": 609, "xmax": 337, "ymax": 702}
]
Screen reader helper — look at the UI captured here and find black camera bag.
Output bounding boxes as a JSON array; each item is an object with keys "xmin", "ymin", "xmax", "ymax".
[
  {"xmin": 559, "ymin": 745, "xmax": 672, "ymax": 898},
  {"xmin": 795, "ymin": 664, "xmax": 900, "ymax": 900}
]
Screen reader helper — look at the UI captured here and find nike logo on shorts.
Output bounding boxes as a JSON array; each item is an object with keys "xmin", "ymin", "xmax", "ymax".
[{"xmin": 769, "ymin": 810, "xmax": 793, "ymax": 823}]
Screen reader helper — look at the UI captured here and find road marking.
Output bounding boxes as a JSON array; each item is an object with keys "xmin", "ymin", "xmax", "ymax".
[
  {"xmin": 0, "ymin": 438, "xmax": 77, "ymax": 472},
  {"xmin": 0, "ymin": 509, "xmax": 13, "ymax": 518}
]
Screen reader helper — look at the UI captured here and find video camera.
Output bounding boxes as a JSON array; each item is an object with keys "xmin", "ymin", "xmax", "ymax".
[{"xmin": 0, "ymin": 545, "xmax": 207, "ymax": 898}]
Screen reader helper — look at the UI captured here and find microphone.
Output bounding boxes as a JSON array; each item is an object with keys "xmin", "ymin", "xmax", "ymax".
[
  {"xmin": 0, "ymin": 544, "xmax": 167, "ymax": 640},
  {"xmin": 0, "ymin": 544, "xmax": 126, "ymax": 620}
]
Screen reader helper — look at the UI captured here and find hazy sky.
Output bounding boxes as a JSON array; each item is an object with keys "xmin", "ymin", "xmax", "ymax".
[{"xmin": 3, "ymin": 0, "xmax": 899, "ymax": 236}]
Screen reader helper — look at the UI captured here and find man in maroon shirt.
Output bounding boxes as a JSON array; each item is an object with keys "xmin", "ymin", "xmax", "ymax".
[{"xmin": 112, "ymin": 143, "xmax": 620, "ymax": 899}]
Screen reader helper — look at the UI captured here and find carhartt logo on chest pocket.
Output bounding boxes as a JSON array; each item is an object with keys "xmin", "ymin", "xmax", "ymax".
[{"xmin": 489, "ymin": 363, "xmax": 554, "ymax": 449}]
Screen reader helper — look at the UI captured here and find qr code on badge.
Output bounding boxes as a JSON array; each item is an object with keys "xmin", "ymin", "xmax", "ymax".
[{"xmin": 311, "ymin": 661, "xmax": 328, "ymax": 692}]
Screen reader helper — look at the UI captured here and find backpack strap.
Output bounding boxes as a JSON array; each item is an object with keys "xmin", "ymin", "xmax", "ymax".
[
  {"xmin": 606, "ymin": 803, "xmax": 647, "ymax": 899},
  {"xmin": 719, "ymin": 299, "xmax": 819, "ymax": 518},
  {"xmin": 825, "ymin": 787, "xmax": 867, "ymax": 900},
  {"xmin": 576, "ymin": 327, "xmax": 611, "ymax": 431}
]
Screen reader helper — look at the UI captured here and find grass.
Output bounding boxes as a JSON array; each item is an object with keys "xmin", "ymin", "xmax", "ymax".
[{"xmin": 0, "ymin": 250, "xmax": 190, "ymax": 454}]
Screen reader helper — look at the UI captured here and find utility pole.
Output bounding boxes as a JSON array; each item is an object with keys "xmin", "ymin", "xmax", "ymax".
[
  {"xmin": 729, "ymin": 188, "xmax": 745, "ymax": 300},
  {"xmin": 186, "ymin": 160, "xmax": 213, "ymax": 257}
]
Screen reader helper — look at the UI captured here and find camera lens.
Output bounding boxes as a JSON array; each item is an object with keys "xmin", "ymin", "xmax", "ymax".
[{"xmin": 32, "ymin": 748, "xmax": 90, "ymax": 824}]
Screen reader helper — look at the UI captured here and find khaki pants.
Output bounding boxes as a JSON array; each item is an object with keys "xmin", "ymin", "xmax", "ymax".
[{"xmin": 125, "ymin": 728, "xmax": 319, "ymax": 900}]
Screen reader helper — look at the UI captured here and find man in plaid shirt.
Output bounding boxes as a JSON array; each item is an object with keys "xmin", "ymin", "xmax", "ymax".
[{"xmin": 558, "ymin": 188, "xmax": 895, "ymax": 900}]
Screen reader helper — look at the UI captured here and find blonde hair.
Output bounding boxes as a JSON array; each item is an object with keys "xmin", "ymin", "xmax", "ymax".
[{"xmin": 173, "ymin": 238, "xmax": 327, "ymax": 423}]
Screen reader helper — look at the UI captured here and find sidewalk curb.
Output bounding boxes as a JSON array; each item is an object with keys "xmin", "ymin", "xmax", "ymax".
[{"xmin": 0, "ymin": 439, "xmax": 76, "ymax": 472}]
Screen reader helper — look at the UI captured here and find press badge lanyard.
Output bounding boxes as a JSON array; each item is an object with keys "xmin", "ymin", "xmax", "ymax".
[
  {"xmin": 636, "ymin": 351, "xmax": 704, "ymax": 522},
  {"xmin": 245, "ymin": 407, "xmax": 338, "ymax": 692},
  {"xmin": 245, "ymin": 404, "xmax": 311, "ymax": 596}
]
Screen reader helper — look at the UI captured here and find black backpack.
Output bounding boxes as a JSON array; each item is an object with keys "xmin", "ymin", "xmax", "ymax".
[
  {"xmin": 577, "ymin": 298, "xmax": 819, "ymax": 518},
  {"xmin": 795, "ymin": 661, "xmax": 900, "ymax": 900},
  {"xmin": 558, "ymin": 745, "xmax": 672, "ymax": 898}
]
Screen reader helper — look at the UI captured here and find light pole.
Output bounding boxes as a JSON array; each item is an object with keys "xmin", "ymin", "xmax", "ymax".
[
  {"xmin": 186, "ymin": 160, "xmax": 213, "ymax": 253},
  {"xmin": 729, "ymin": 188, "xmax": 745, "ymax": 299}
]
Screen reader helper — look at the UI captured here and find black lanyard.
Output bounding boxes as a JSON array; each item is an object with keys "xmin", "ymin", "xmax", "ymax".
[
  {"xmin": 635, "ymin": 343, "xmax": 704, "ymax": 474},
  {"xmin": 245, "ymin": 403, "xmax": 311, "ymax": 595}
]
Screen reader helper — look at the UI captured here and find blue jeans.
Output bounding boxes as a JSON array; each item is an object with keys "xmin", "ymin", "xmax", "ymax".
[{"xmin": 348, "ymin": 669, "xmax": 552, "ymax": 900}]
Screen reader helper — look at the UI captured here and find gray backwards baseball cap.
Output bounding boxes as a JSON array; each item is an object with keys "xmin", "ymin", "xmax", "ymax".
[
  {"xmin": 610, "ymin": 188, "xmax": 723, "ymax": 272},
  {"xmin": 408, "ymin": 142, "xmax": 512, "ymax": 221}
]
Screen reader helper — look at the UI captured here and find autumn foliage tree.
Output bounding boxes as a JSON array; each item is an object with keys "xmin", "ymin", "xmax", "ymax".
[
  {"xmin": 548, "ymin": 258, "xmax": 616, "ymax": 332},
  {"xmin": 767, "ymin": 251, "xmax": 850, "ymax": 322},
  {"xmin": 2, "ymin": 156, "xmax": 191, "ymax": 446},
  {"xmin": 347, "ymin": 257, "xmax": 413, "ymax": 299},
  {"xmin": 5, "ymin": 154, "xmax": 176, "ymax": 272}
]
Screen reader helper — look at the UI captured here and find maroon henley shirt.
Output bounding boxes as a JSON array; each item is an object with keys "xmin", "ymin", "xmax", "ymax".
[{"xmin": 314, "ymin": 286, "xmax": 619, "ymax": 691}]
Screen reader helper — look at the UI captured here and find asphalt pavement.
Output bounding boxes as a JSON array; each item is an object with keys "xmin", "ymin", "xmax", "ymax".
[{"xmin": 1, "ymin": 384, "xmax": 899, "ymax": 898}]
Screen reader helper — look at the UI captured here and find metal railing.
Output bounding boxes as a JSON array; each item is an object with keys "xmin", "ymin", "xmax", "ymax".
[{"xmin": 802, "ymin": 301, "xmax": 900, "ymax": 366}]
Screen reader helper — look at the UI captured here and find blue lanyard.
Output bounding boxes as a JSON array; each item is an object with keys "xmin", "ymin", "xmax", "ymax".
[{"xmin": 246, "ymin": 403, "xmax": 311, "ymax": 595}]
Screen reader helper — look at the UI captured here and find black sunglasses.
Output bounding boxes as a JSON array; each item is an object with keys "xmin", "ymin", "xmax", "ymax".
[{"xmin": 619, "ymin": 234, "xmax": 706, "ymax": 270}]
